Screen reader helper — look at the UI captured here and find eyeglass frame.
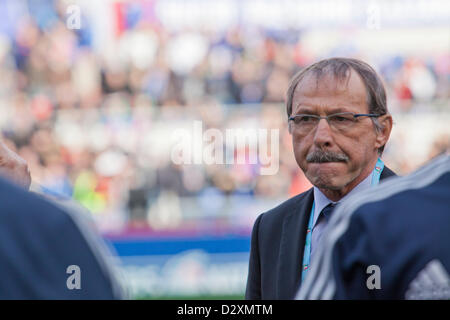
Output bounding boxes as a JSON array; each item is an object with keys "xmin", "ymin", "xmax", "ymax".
[{"xmin": 288, "ymin": 112, "xmax": 383, "ymax": 132}]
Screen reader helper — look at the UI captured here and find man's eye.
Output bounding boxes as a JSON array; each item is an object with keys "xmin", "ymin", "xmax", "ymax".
[
  {"xmin": 296, "ymin": 116, "xmax": 314, "ymax": 123},
  {"xmin": 333, "ymin": 116, "xmax": 352, "ymax": 122}
]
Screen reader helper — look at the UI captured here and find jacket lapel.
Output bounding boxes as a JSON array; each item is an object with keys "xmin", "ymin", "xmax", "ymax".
[{"xmin": 276, "ymin": 189, "xmax": 314, "ymax": 299}]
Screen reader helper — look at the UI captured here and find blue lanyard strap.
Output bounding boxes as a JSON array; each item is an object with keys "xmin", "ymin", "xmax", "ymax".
[
  {"xmin": 301, "ymin": 158, "xmax": 384, "ymax": 282},
  {"xmin": 301, "ymin": 202, "xmax": 315, "ymax": 282},
  {"xmin": 371, "ymin": 158, "xmax": 384, "ymax": 186}
]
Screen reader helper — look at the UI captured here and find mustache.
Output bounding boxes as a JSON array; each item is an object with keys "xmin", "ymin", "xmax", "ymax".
[{"xmin": 306, "ymin": 150, "xmax": 349, "ymax": 163}]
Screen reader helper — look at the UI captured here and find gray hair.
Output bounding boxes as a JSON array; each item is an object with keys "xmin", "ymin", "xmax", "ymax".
[{"xmin": 286, "ymin": 57, "xmax": 388, "ymax": 154}]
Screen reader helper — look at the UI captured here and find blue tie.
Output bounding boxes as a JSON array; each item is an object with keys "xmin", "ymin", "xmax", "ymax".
[
  {"xmin": 310, "ymin": 202, "xmax": 337, "ymax": 265},
  {"xmin": 321, "ymin": 203, "xmax": 336, "ymax": 222}
]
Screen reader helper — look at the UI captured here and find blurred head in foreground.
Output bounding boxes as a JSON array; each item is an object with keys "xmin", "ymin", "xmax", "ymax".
[{"xmin": 0, "ymin": 177, "xmax": 125, "ymax": 299}]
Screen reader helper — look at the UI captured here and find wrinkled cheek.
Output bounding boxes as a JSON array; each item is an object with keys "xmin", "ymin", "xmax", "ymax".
[
  {"xmin": 342, "ymin": 148, "xmax": 365, "ymax": 173},
  {"xmin": 293, "ymin": 147, "xmax": 308, "ymax": 172},
  {"xmin": 292, "ymin": 137, "xmax": 310, "ymax": 169},
  {"xmin": 342, "ymin": 135, "xmax": 371, "ymax": 162}
]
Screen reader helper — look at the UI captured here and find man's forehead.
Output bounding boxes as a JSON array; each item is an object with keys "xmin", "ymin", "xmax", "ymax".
[{"xmin": 293, "ymin": 69, "xmax": 367, "ymax": 103}]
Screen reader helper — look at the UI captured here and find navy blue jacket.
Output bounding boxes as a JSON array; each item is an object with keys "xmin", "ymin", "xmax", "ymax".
[
  {"xmin": 298, "ymin": 155, "xmax": 450, "ymax": 299},
  {"xmin": 0, "ymin": 177, "xmax": 124, "ymax": 299}
]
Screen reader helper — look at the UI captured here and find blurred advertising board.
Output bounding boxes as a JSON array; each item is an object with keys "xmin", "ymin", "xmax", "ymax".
[{"xmin": 105, "ymin": 232, "xmax": 251, "ymax": 299}]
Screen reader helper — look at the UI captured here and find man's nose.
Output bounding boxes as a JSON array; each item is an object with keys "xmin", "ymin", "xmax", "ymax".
[{"xmin": 313, "ymin": 118, "xmax": 334, "ymax": 148}]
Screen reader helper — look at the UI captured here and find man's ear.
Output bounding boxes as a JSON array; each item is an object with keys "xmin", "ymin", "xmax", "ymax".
[{"xmin": 374, "ymin": 114, "xmax": 393, "ymax": 151}]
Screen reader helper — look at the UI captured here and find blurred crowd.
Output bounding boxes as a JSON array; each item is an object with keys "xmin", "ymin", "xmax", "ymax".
[{"xmin": 0, "ymin": 0, "xmax": 448, "ymax": 232}]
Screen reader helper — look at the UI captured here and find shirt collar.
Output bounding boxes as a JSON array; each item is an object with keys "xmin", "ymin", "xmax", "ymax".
[{"xmin": 312, "ymin": 172, "xmax": 373, "ymax": 229}]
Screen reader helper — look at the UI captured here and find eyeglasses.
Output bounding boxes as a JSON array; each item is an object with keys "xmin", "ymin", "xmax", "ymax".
[{"xmin": 288, "ymin": 112, "xmax": 381, "ymax": 133}]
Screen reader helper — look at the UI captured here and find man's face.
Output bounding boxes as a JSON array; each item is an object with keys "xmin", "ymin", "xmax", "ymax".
[{"xmin": 291, "ymin": 70, "xmax": 381, "ymax": 191}]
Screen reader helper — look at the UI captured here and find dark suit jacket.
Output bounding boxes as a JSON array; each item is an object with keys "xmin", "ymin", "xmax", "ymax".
[
  {"xmin": 0, "ymin": 177, "xmax": 123, "ymax": 299},
  {"xmin": 245, "ymin": 166, "xmax": 397, "ymax": 300}
]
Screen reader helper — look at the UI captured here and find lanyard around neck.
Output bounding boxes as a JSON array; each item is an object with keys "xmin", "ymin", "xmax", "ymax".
[{"xmin": 300, "ymin": 158, "xmax": 385, "ymax": 283}]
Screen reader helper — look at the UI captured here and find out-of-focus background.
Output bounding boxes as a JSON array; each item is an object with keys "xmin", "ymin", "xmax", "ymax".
[{"xmin": 0, "ymin": 0, "xmax": 448, "ymax": 299}]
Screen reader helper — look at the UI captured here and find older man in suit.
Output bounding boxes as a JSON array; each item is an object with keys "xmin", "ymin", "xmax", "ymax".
[{"xmin": 245, "ymin": 57, "xmax": 395, "ymax": 300}]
